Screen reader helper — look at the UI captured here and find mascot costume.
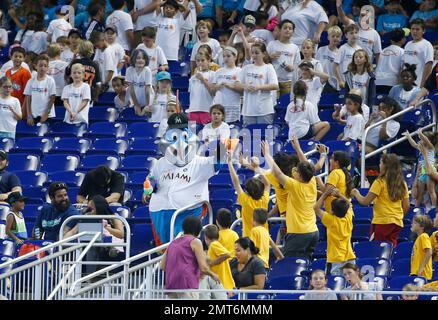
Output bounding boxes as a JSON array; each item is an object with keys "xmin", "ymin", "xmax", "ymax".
[{"xmin": 143, "ymin": 113, "xmax": 226, "ymax": 246}]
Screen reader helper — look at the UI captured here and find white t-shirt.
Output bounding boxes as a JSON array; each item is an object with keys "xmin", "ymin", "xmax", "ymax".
[
  {"xmin": 244, "ymin": 0, "xmax": 261, "ymax": 11},
  {"xmin": 403, "ymin": 39, "xmax": 434, "ymax": 86},
  {"xmin": 340, "ymin": 103, "xmax": 370, "ymax": 123},
  {"xmin": 189, "ymin": 70, "xmax": 215, "ymax": 112},
  {"xmin": 201, "ymin": 122, "xmax": 231, "ymax": 142},
  {"xmin": 190, "ymin": 38, "xmax": 222, "ymax": 63},
  {"xmin": 281, "ymin": 1, "xmax": 329, "ymax": 47},
  {"xmin": 109, "ymin": 42, "xmax": 126, "ymax": 76},
  {"xmin": 60, "ymin": 49, "xmax": 76, "ymax": 64},
  {"xmin": 0, "ymin": 28, "xmax": 8, "ymax": 47},
  {"xmin": 391, "ymin": 87, "xmax": 421, "ymax": 110},
  {"xmin": 106, "ymin": 10, "xmax": 134, "ymax": 51},
  {"xmin": 366, "ymin": 118, "xmax": 400, "ymax": 147},
  {"xmin": 334, "ymin": 43, "xmax": 361, "ymax": 75},
  {"xmin": 0, "ymin": 96, "xmax": 21, "ymax": 135},
  {"xmin": 125, "ymin": 66, "xmax": 153, "ymax": 107},
  {"xmin": 149, "ymin": 155, "xmax": 217, "ymax": 211},
  {"xmin": 134, "ymin": 0, "xmax": 157, "ymax": 30},
  {"xmin": 351, "ymin": 72, "xmax": 370, "ymax": 104},
  {"xmin": 136, "ymin": 44, "xmax": 168, "ymax": 77},
  {"xmin": 285, "ymin": 100, "xmax": 320, "ymax": 139},
  {"xmin": 212, "ymin": 66, "xmax": 242, "ymax": 107},
  {"xmin": 14, "ymin": 29, "xmax": 34, "ymax": 51},
  {"xmin": 239, "ymin": 63, "xmax": 278, "ymax": 116},
  {"xmin": 292, "ymin": 77, "xmax": 324, "ymax": 107},
  {"xmin": 114, "ymin": 91, "xmax": 133, "ymax": 111},
  {"xmin": 0, "ymin": 61, "xmax": 30, "ymax": 78},
  {"xmin": 23, "ymin": 75, "xmax": 57, "ymax": 118},
  {"xmin": 267, "ymin": 40, "xmax": 301, "ymax": 82},
  {"xmin": 250, "ymin": 29, "xmax": 275, "ymax": 46},
  {"xmin": 375, "ymin": 45, "xmax": 404, "ymax": 86},
  {"xmin": 27, "ymin": 31, "xmax": 48, "ymax": 54},
  {"xmin": 149, "ymin": 92, "xmax": 176, "ymax": 122},
  {"xmin": 155, "ymin": 14, "xmax": 190, "ymax": 61},
  {"xmin": 47, "ymin": 18, "xmax": 73, "ymax": 43},
  {"xmin": 61, "ymin": 82, "xmax": 91, "ymax": 124},
  {"xmin": 357, "ymin": 28, "xmax": 382, "ymax": 62},
  {"xmin": 316, "ymin": 45, "xmax": 339, "ymax": 89},
  {"xmin": 157, "ymin": 118, "xmax": 168, "ymax": 138},
  {"xmin": 94, "ymin": 46, "xmax": 117, "ymax": 84},
  {"xmin": 343, "ymin": 113, "xmax": 364, "ymax": 140},
  {"xmin": 48, "ymin": 60, "xmax": 69, "ymax": 97}
]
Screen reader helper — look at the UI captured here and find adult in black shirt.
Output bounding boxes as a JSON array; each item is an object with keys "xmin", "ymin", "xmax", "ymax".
[
  {"xmin": 77, "ymin": 165, "xmax": 125, "ymax": 205},
  {"xmin": 0, "ymin": 151, "xmax": 22, "ymax": 203},
  {"xmin": 230, "ymin": 237, "xmax": 266, "ymax": 290},
  {"xmin": 83, "ymin": 2, "xmax": 106, "ymax": 40}
]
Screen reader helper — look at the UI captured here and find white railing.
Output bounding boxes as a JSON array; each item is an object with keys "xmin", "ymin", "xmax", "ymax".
[
  {"xmin": 360, "ymin": 99, "xmax": 437, "ymax": 187},
  {"xmin": 170, "ymin": 200, "xmax": 213, "ymax": 241}
]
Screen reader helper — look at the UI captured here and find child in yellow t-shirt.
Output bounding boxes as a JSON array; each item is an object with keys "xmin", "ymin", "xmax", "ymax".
[
  {"xmin": 410, "ymin": 215, "xmax": 433, "ymax": 280},
  {"xmin": 227, "ymin": 151, "xmax": 270, "ymax": 237},
  {"xmin": 431, "ymin": 212, "xmax": 438, "ymax": 261},
  {"xmin": 250, "ymin": 208, "xmax": 284, "ymax": 269},
  {"xmin": 205, "ymin": 224, "xmax": 235, "ymax": 290},
  {"xmin": 314, "ymin": 187, "xmax": 356, "ymax": 275},
  {"xmin": 216, "ymin": 208, "xmax": 239, "ymax": 258}
]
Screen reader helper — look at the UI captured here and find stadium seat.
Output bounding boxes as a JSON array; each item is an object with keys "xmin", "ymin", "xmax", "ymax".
[
  {"xmin": 403, "ymin": 207, "xmax": 424, "ymax": 224},
  {"xmin": 7, "ymin": 154, "xmax": 40, "ymax": 171},
  {"xmin": 178, "ymin": 91, "xmax": 189, "ymax": 107},
  {"xmin": 172, "ymin": 76, "xmax": 189, "ymax": 90},
  {"xmin": 283, "ymin": 139, "xmax": 318, "ymax": 155},
  {"xmin": 353, "ymin": 242, "xmax": 393, "ymax": 260},
  {"xmin": 40, "ymin": 154, "xmax": 80, "ymax": 173},
  {"xmin": 272, "ymin": 293, "xmax": 304, "ymax": 300},
  {"xmin": 97, "ymin": 92, "xmax": 116, "ymax": 104},
  {"xmin": 127, "ymin": 138, "xmax": 159, "ymax": 156},
  {"xmin": 391, "ymin": 258, "xmax": 411, "ymax": 277},
  {"xmin": 393, "ymin": 242, "xmax": 414, "ymax": 261},
  {"xmin": 51, "ymin": 137, "xmax": 92, "ymax": 155},
  {"xmin": 397, "ymin": 226, "xmax": 414, "ymax": 243},
  {"xmin": 278, "ymin": 93, "xmax": 290, "ymax": 108},
  {"xmin": 52, "ymin": 106, "xmax": 66, "ymax": 121},
  {"xmin": 357, "ymin": 258, "xmax": 391, "ymax": 277},
  {"xmin": 127, "ymin": 122, "xmax": 159, "ymax": 139},
  {"xmin": 88, "ymin": 107, "xmax": 118, "ymax": 123},
  {"xmin": 324, "ymin": 140, "xmax": 359, "ymax": 159},
  {"xmin": 130, "ymin": 223, "xmax": 155, "ymax": 255},
  {"xmin": 48, "ymin": 171, "xmax": 85, "ymax": 187},
  {"xmin": 387, "ymin": 276, "xmax": 427, "ymax": 290},
  {"xmin": 22, "ymin": 204, "xmax": 42, "ymax": 221},
  {"xmin": 47, "ymin": 122, "xmax": 87, "ymax": 137},
  {"xmin": 242, "ymin": 124, "xmax": 279, "ymax": 139},
  {"xmin": 111, "ymin": 206, "xmax": 131, "ymax": 219},
  {"xmin": 433, "ymin": 261, "xmax": 438, "ymax": 280},
  {"xmin": 269, "ymin": 257, "xmax": 308, "ymax": 277},
  {"xmin": 0, "ymin": 224, "xmax": 5, "ymax": 240},
  {"xmin": 87, "ymin": 138, "xmax": 129, "ymax": 156},
  {"xmin": 353, "ymin": 207, "xmax": 373, "ymax": 224},
  {"xmin": 131, "ymin": 206, "xmax": 150, "ymax": 222},
  {"xmin": 313, "ymin": 241, "xmax": 327, "ymax": 259},
  {"xmin": 22, "ymin": 187, "xmax": 46, "ymax": 202},
  {"xmin": 266, "ymin": 275, "xmax": 308, "ymax": 291},
  {"xmin": 352, "ymin": 224, "xmax": 370, "ymax": 242},
  {"xmin": 125, "ymin": 189, "xmax": 145, "ymax": 211},
  {"xmin": 318, "ymin": 93, "xmax": 344, "ymax": 108},
  {"xmin": 127, "ymin": 172, "xmax": 148, "ymax": 189},
  {"xmin": 327, "ymin": 276, "xmax": 346, "ymax": 291},
  {"xmin": 85, "ymin": 122, "xmax": 128, "ymax": 138},
  {"xmin": 320, "ymin": 123, "xmax": 344, "ymax": 142},
  {"xmin": 118, "ymin": 107, "xmax": 148, "ymax": 123},
  {"xmin": 79, "ymin": 155, "xmax": 120, "ymax": 171},
  {"xmin": 404, "ymin": 172, "xmax": 415, "ymax": 189},
  {"xmin": 16, "ymin": 122, "xmax": 49, "ymax": 137},
  {"xmin": 0, "ymin": 205, "xmax": 9, "ymax": 222},
  {"xmin": 120, "ymin": 155, "xmax": 154, "ymax": 172},
  {"xmin": 14, "ymin": 171, "xmax": 48, "ymax": 187},
  {"xmin": 319, "ymin": 109, "xmax": 335, "ymax": 122},
  {"xmin": 11, "ymin": 137, "xmax": 53, "ymax": 156},
  {"xmin": 0, "ymin": 240, "xmax": 16, "ymax": 258},
  {"xmin": 308, "ymin": 258, "xmax": 326, "ymax": 272},
  {"xmin": 0, "ymin": 138, "xmax": 14, "ymax": 152}
]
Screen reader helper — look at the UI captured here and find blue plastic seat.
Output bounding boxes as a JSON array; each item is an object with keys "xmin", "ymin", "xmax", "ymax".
[
  {"xmin": 393, "ymin": 242, "xmax": 414, "ymax": 261},
  {"xmin": 52, "ymin": 106, "xmax": 66, "ymax": 121},
  {"xmin": 433, "ymin": 261, "xmax": 438, "ymax": 280},
  {"xmin": 272, "ymin": 293, "xmax": 304, "ymax": 300},
  {"xmin": 353, "ymin": 242, "xmax": 393, "ymax": 260},
  {"xmin": 130, "ymin": 223, "xmax": 155, "ymax": 255},
  {"xmin": 403, "ymin": 207, "xmax": 424, "ymax": 224},
  {"xmin": 353, "ymin": 207, "xmax": 373, "ymax": 224},
  {"xmin": 97, "ymin": 92, "xmax": 117, "ymax": 104},
  {"xmin": 352, "ymin": 224, "xmax": 370, "ymax": 242},
  {"xmin": 16, "ymin": 122, "xmax": 49, "ymax": 137},
  {"xmin": 120, "ymin": 155, "xmax": 153, "ymax": 172},
  {"xmin": 79, "ymin": 155, "xmax": 120, "ymax": 171},
  {"xmin": 14, "ymin": 171, "xmax": 48, "ymax": 187},
  {"xmin": 319, "ymin": 109, "xmax": 335, "ymax": 122},
  {"xmin": 404, "ymin": 172, "xmax": 415, "ymax": 189},
  {"xmin": 0, "ymin": 240, "xmax": 16, "ymax": 258},
  {"xmin": 22, "ymin": 186, "xmax": 46, "ymax": 201},
  {"xmin": 12, "ymin": 137, "xmax": 53, "ymax": 155},
  {"xmin": 327, "ymin": 276, "xmax": 346, "ymax": 291},
  {"xmin": 85, "ymin": 122, "xmax": 127, "ymax": 138},
  {"xmin": 88, "ymin": 107, "xmax": 118, "ymax": 123},
  {"xmin": 22, "ymin": 204, "xmax": 43, "ymax": 220},
  {"xmin": 0, "ymin": 205, "xmax": 9, "ymax": 222},
  {"xmin": 40, "ymin": 154, "xmax": 80, "ymax": 173},
  {"xmin": 178, "ymin": 91, "xmax": 189, "ymax": 107},
  {"xmin": 308, "ymin": 258, "xmax": 326, "ymax": 272},
  {"xmin": 283, "ymin": 139, "xmax": 318, "ymax": 154},
  {"xmin": 51, "ymin": 137, "xmax": 92, "ymax": 155},
  {"xmin": 391, "ymin": 258, "xmax": 411, "ymax": 277},
  {"xmin": 118, "ymin": 108, "xmax": 148, "ymax": 123},
  {"xmin": 127, "ymin": 172, "xmax": 148, "ymax": 187},
  {"xmin": 168, "ymin": 60, "xmax": 183, "ymax": 76},
  {"xmin": 126, "ymin": 138, "xmax": 159, "ymax": 156},
  {"xmin": 0, "ymin": 138, "xmax": 14, "ymax": 152},
  {"xmin": 277, "ymin": 93, "xmax": 290, "ymax": 108},
  {"xmin": 266, "ymin": 275, "xmax": 308, "ymax": 290},
  {"xmin": 111, "ymin": 205, "xmax": 131, "ymax": 218},
  {"xmin": 88, "ymin": 138, "xmax": 129, "ymax": 156},
  {"xmin": 127, "ymin": 122, "xmax": 159, "ymax": 139},
  {"xmin": 387, "ymin": 276, "xmax": 427, "ymax": 290},
  {"xmin": 319, "ymin": 93, "xmax": 345, "ymax": 108},
  {"xmin": 269, "ymin": 257, "xmax": 309, "ymax": 277},
  {"xmin": 320, "ymin": 123, "xmax": 344, "ymax": 142},
  {"xmin": 172, "ymin": 76, "xmax": 189, "ymax": 90},
  {"xmin": 48, "ymin": 171, "xmax": 85, "ymax": 187},
  {"xmin": 132, "ymin": 206, "xmax": 150, "ymax": 222},
  {"xmin": 7, "ymin": 154, "xmax": 40, "ymax": 171},
  {"xmin": 242, "ymin": 124, "xmax": 279, "ymax": 139},
  {"xmin": 314, "ymin": 241, "xmax": 327, "ymax": 259},
  {"xmin": 47, "ymin": 122, "xmax": 87, "ymax": 137},
  {"xmin": 357, "ymin": 258, "xmax": 391, "ymax": 277},
  {"xmin": 324, "ymin": 140, "xmax": 359, "ymax": 159}
]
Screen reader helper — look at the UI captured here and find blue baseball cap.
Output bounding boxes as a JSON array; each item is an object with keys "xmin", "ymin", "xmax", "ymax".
[{"xmin": 156, "ymin": 71, "xmax": 172, "ymax": 82}]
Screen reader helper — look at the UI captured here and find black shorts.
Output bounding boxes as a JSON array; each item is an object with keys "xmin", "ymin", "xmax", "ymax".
[{"xmin": 302, "ymin": 126, "xmax": 315, "ymax": 140}]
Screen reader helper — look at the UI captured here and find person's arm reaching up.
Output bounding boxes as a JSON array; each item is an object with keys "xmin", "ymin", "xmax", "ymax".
[
  {"xmin": 228, "ymin": 151, "xmax": 243, "ymax": 195},
  {"xmin": 261, "ymin": 140, "xmax": 287, "ymax": 186}
]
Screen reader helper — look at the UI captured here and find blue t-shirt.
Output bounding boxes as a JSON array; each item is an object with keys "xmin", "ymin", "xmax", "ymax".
[
  {"xmin": 198, "ymin": 0, "xmax": 222, "ymax": 19},
  {"xmin": 35, "ymin": 204, "xmax": 80, "ymax": 241},
  {"xmin": 43, "ymin": 6, "xmax": 58, "ymax": 28},
  {"xmin": 377, "ymin": 14, "xmax": 408, "ymax": 32},
  {"xmin": 0, "ymin": 171, "xmax": 21, "ymax": 194},
  {"xmin": 222, "ymin": 0, "xmax": 242, "ymax": 11},
  {"xmin": 410, "ymin": 9, "xmax": 438, "ymax": 22}
]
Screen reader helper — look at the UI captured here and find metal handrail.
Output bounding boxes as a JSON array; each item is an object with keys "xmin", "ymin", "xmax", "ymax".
[
  {"xmin": 360, "ymin": 99, "xmax": 437, "ymax": 187},
  {"xmin": 169, "ymin": 200, "xmax": 213, "ymax": 241},
  {"xmin": 230, "ymin": 217, "xmax": 286, "ymax": 231}
]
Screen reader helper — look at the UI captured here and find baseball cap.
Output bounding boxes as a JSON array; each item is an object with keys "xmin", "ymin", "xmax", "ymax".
[
  {"xmin": 156, "ymin": 71, "xmax": 172, "ymax": 82},
  {"xmin": 299, "ymin": 61, "xmax": 314, "ymax": 69},
  {"xmin": 56, "ymin": 5, "xmax": 70, "ymax": 15},
  {"xmin": 0, "ymin": 150, "xmax": 8, "ymax": 161},
  {"xmin": 7, "ymin": 192, "xmax": 27, "ymax": 205},
  {"xmin": 244, "ymin": 15, "xmax": 256, "ymax": 26},
  {"xmin": 105, "ymin": 25, "xmax": 117, "ymax": 33},
  {"xmin": 168, "ymin": 113, "xmax": 189, "ymax": 129},
  {"xmin": 68, "ymin": 28, "xmax": 82, "ymax": 38}
]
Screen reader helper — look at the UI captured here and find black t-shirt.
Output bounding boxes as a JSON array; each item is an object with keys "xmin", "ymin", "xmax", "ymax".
[
  {"xmin": 84, "ymin": 19, "xmax": 106, "ymax": 40},
  {"xmin": 65, "ymin": 57, "xmax": 101, "ymax": 101},
  {"xmin": 78, "ymin": 169, "xmax": 125, "ymax": 202},
  {"xmin": 424, "ymin": 65, "xmax": 438, "ymax": 93},
  {"xmin": 230, "ymin": 256, "xmax": 266, "ymax": 289},
  {"xmin": 0, "ymin": 171, "xmax": 21, "ymax": 193}
]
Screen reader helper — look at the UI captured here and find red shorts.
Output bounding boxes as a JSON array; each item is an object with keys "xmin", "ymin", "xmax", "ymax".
[
  {"xmin": 371, "ymin": 223, "xmax": 402, "ymax": 247},
  {"xmin": 188, "ymin": 112, "xmax": 211, "ymax": 124}
]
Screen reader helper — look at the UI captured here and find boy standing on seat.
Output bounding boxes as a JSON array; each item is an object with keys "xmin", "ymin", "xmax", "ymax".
[
  {"xmin": 47, "ymin": 44, "xmax": 69, "ymax": 105},
  {"xmin": 216, "ymin": 208, "xmax": 239, "ymax": 258},
  {"xmin": 410, "ymin": 215, "xmax": 433, "ymax": 280},
  {"xmin": 5, "ymin": 192, "xmax": 28, "ymax": 244},
  {"xmin": 24, "ymin": 54, "xmax": 57, "ymax": 126},
  {"xmin": 92, "ymin": 31, "xmax": 117, "ymax": 93}
]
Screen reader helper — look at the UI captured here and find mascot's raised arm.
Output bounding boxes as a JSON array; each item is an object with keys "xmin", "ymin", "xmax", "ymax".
[{"xmin": 142, "ymin": 113, "xmax": 227, "ymax": 246}]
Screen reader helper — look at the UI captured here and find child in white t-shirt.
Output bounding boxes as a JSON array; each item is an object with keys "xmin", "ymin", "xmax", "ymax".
[
  {"xmin": 0, "ymin": 77, "xmax": 22, "ymax": 139},
  {"xmin": 126, "ymin": 49, "xmax": 153, "ymax": 116},
  {"xmin": 112, "ymin": 76, "xmax": 132, "ymax": 111},
  {"xmin": 105, "ymin": 26, "xmax": 127, "ymax": 77},
  {"xmin": 157, "ymin": 101, "xmax": 178, "ymax": 138},
  {"xmin": 316, "ymin": 26, "xmax": 342, "ymax": 93},
  {"xmin": 136, "ymin": 27, "xmax": 169, "ymax": 85},
  {"xmin": 47, "ymin": 44, "xmax": 69, "ymax": 101},
  {"xmin": 188, "ymin": 52, "xmax": 216, "ymax": 124},
  {"xmin": 47, "ymin": 8, "xmax": 73, "ymax": 43},
  {"xmin": 201, "ymin": 105, "xmax": 231, "ymax": 143},
  {"xmin": 285, "ymin": 80, "xmax": 330, "ymax": 141},
  {"xmin": 299, "ymin": 39, "xmax": 324, "ymax": 76},
  {"xmin": 190, "ymin": 20, "xmax": 222, "ymax": 72},
  {"xmin": 60, "ymin": 29, "xmax": 82, "ymax": 64},
  {"xmin": 212, "ymin": 46, "xmax": 242, "ymax": 123},
  {"xmin": 92, "ymin": 31, "xmax": 117, "ymax": 92},
  {"xmin": 337, "ymin": 93, "xmax": 365, "ymax": 141},
  {"xmin": 292, "ymin": 61, "xmax": 329, "ymax": 108},
  {"xmin": 388, "ymin": 64, "xmax": 422, "ymax": 110},
  {"xmin": 334, "ymin": 24, "xmax": 361, "ymax": 89},
  {"xmin": 106, "ymin": 0, "xmax": 135, "ymax": 51},
  {"xmin": 148, "ymin": 71, "xmax": 176, "ymax": 122},
  {"xmin": 61, "ymin": 63, "xmax": 91, "ymax": 124},
  {"xmin": 24, "ymin": 55, "xmax": 57, "ymax": 125}
]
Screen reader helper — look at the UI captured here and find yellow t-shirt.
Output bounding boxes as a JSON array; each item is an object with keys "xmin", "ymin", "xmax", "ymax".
[
  {"xmin": 218, "ymin": 228, "xmax": 239, "ymax": 258},
  {"xmin": 430, "ymin": 231, "xmax": 438, "ymax": 261},
  {"xmin": 369, "ymin": 178, "xmax": 408, "ymax": 228},
  {"xmin": 208, "ymin": 240, "xmax": 235, "ymax": 290},
  {"xmin": 410, "ymin": 233, "xmax": 433, "ymax": 280},
  {"xmin": 284, "ymin": 176, "xmax": 318, "ymax": 234},
  {"xmin": 250, "ymin": 225, "xmax": 271, "ymax": 269},
  {"xmin": 322, "ymin": 210, "xmax": 356, "ymax": 263},
  {"xmin": 237, "ymin": 192, "xmax": 269, "ymax": 237},
  {"xmin": 325, "ymin": 169, "xmax": 349, "ymax": 214},
  {"xmin": 266, "ymin": 172, "xmax": 288, "ymax": 215}
]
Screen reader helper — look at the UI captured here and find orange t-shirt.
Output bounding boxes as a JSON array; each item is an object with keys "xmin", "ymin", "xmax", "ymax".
[{"xmin": 6, "ymin": 66, "xmax": 32, "ymax": 107}]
